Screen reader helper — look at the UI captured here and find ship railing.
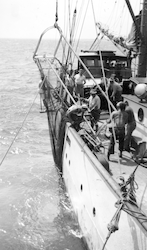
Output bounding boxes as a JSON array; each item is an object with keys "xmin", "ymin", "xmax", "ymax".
[
  {"xmin": 33, "ymin": 25, "xmax": 55, "ymax": 59},
  {"xmin": 36, "ymin": 53, "xmax": 103, "ymax": 144},
  {"xmin": 33, "ymin": 23, "xmax": 114, "ymax": 143},
  {"xmin": 33, "ymin": 23, "xmax": 116, "ymax": 112},
  {"xmin": 54, "ymin": 23, "xmax": 116, "ymax": 112}
]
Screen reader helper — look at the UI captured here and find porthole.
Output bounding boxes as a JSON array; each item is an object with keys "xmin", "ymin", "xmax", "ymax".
[{"xmin": 138, "ymin": 108, "xmax": 144, "ymax": 122}]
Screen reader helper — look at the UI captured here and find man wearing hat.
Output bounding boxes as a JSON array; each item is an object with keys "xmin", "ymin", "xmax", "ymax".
[{"xmin": 86, "ymin": 88, "xmax": 101, "ymax": 131}]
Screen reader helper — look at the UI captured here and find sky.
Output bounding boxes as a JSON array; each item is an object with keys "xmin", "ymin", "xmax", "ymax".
[
  {"xmin": 0, "ymin": 0, "xmax": 56, "ymax": 38},
  {"xmin": 0, "ymin": 0, "xmax": 141, "ymax": 39}
]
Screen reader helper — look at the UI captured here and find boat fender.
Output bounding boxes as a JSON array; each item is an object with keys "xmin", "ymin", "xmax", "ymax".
[
  {"xmin": 95, "ymin": 153, "xmax": 110, "ymax": 173},
  {"xmin": 134, "ymin": 83, "xmax": 147, "ymax": 100},
  {"xmin": 54, "ymin": 107, "xmax": 65, "ymax": 140},
  {"xmin": 55, "ymin": 115, "xmax": 68, "ymax": 173},
  {"xmin": 48, "ymin": 106, "xmax": 67, "ymax": 172}
]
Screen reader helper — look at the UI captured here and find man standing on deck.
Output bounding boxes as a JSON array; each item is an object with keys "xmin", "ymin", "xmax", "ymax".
[
  {"xmin": 89, "ymin": 88, "xmax": 101, "ymax": 131},
  {"xmin": 83, "ymin": 88, "xmax": 101, "ymax": 132},
  {"xmin": 106, "ymin": 101, "xmax": 128, "ymax": 160},
  {"xmin": 108, "ymin": 74, "xmax": 123, "ymax": 107},
  {"xmin": 65, "ymin": 70, "xmax": 75, "ymax": 105},
  {"xmin": 123, "ymin": 101, "xmax": 136, "ymax": 152},
  {"xmin": 74, "ymin": 68, "xmax": 86, "ymax": 98}
]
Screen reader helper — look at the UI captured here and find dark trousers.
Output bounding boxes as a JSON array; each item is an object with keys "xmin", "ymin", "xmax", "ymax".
[
  {"xmin": 91, "ymin": 109, "xmax": 101, "ymax": 128},
  {"xmin": 75, "ymin": 84, "xmax": 84, "ymax": 98},
  {"xmin": 108, "ymin": 127, "xmax": 125, "ymax": 154},
  {"xmin": 124, "ymin": 121, "xmax": 136, "ymax": 151}
]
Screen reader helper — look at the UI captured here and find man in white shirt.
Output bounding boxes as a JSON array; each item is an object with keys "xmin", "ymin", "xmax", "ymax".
[
  {"xmin": 74, "ymin": 68, "xmax": 86, "ymax": 98},
  {"xmin": 87, "ymin": 88, "xmax": 101, "ymax": 131}
]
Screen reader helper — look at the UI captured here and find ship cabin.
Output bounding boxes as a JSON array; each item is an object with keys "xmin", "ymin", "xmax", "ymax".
[
  {"xmin": 78, "ymin": 50, "xmax": 132, "ymax": 110},
  {"xmin": 77, "ymin": 50, "xmax": 147, "ymax": 137},
  {"xmin": 78, "ymin": 50, "xmax": 132, "ymax": 97}
]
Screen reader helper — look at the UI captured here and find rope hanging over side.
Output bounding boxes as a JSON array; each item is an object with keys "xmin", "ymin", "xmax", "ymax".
[
  {"xmin": 102, "ymin": 203, "xmax": 123, "ymax": 250},
  {"xmin": 0, "ymin": 89, "xmax": 40, "ymax": 167}
]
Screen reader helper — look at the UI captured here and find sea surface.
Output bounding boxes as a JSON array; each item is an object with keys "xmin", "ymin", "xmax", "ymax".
[{"xmin": 0, "ymin": 39, "xmax": 87, "ymax": 250}]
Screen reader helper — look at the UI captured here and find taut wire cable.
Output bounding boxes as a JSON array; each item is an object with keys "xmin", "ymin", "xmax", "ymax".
[{"xmin": 0, "ymin": 83, "xmax": 43, "ymax": 167}]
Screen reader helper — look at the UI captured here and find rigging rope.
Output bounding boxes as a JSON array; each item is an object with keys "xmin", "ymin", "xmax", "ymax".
[
  {"xmin": 55, "ymin": 0, "xmax": 58, "ymax": 22},
  {"xmin": 47, "ymin": 55, "xmax": 102, "ymax": 140},
  {"xmin": 66, "ymin": 4, "xmax": 77, "ymax": 65},
  {"xmin": 0, "ymin": 86, "xmax": 41, "ymax": 167},
  {"xmin": 72, "ymin": 0, "xmax": 90, "ymax": 64},
  {"xmin": 140, "ymin": 182, "xmax": 147, "ymax": 210},
  {"xmin": 102, "ymin": 162, "xmax": 147, "ymax": 250},
  {"xmin": 90, "ymin": 0, "xmax": 98, "ymax": 38},
  {"xmin": 90, "ymin": 0, "xmax": 122, "ymax": 173}
]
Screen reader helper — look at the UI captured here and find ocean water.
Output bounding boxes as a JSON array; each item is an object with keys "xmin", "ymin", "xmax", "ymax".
[{"xmin": 0, "ymin": 39, "xmax": 85, "ymax": 250}]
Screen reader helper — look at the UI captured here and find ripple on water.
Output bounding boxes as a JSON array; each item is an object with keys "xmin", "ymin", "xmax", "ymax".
[{"xmin": 0, "ymin": 39, "xmax": 85, "ymax": 250}]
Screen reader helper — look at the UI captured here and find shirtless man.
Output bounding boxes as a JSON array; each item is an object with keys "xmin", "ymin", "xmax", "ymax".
[
  {"xmin": 108, "ymin": 74, "xmax": 123, "ymax": 106},
  {"xmin": 106, "ymin": 101, "xmax": 128, "ymax": 159},
  {"xmin": 124, "ymin": 101, "xmax": 136, "ymax": 152}
]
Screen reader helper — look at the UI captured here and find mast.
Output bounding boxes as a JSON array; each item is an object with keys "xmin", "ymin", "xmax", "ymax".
[
  {"xmin": 125, "ymin": 0, "xmax": 147, "ymax": 77},
  {"xmin": 137, "ymin": 0, "xmax": 147, "ymax": 77}
]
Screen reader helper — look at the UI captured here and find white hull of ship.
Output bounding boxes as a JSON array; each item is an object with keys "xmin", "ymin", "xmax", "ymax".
[
  {"xmin": 62, "ymin": 123, "xmax": 147, "ymax": 250},
  {"xmin": 123, "ymin": 96, "xmax": 147, "ymax": 141}
]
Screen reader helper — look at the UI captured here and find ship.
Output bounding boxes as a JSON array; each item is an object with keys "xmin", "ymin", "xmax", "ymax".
[{"xmin": 33, "ymin": 1, "xmax": 147, "ymax": 249}]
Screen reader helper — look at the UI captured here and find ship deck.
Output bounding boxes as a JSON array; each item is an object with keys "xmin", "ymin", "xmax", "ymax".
[
  {"xmin": 45, "ymin": 82, "xmax": 147, "ymax": 218},
  {"xmin": 79, "ymin": 112, "xmax": 147, "ymax": 216},
  {"xmin": 106, "ymin": 142, "xmax": 147, "ymax": 215},
  {"xmin": 123, "ymin": 94, "xmax": 147, "ymax": 108}
]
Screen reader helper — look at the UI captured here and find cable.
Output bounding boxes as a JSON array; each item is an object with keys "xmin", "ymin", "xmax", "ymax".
[{"xmin": 0, "ymin": 90, "xmax": 39, "ymax": 167}]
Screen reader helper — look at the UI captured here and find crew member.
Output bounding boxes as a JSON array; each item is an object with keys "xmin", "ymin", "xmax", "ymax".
[
  {"xmin": 74, "ymin": 68, "xmax": 86, "ymax": 98},
  {"xmin": 85, "ymin": 88, "xmax": 101, "ymax": 132},
  {"xmin": 65, "ymin": 70, "xmax": 75, "ymax": 105},
  {"xmin": 123, "ymin": 101, "xmax": 136, "ymax": 152},
  {"xmin": 108, "ymin": 74, "xmax": 123, "ymax": 107},
  {"xmin": 106, "ymin": 101, "xmax": 128, "ymax": 160}
]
